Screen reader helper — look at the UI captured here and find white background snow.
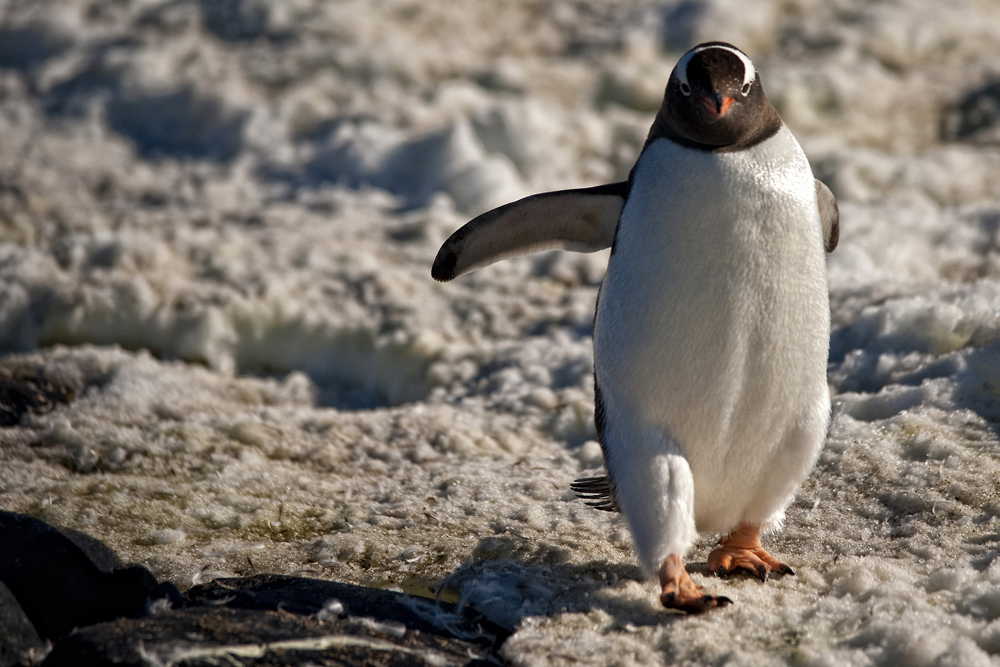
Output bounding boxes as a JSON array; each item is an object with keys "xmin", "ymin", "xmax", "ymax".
[{"xmin": 3, "ymin": 0, "xmax": 1000, "ymax": 664}]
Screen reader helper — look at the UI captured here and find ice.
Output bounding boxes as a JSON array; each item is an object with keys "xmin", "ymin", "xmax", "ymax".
[{"xmin": 3, "ymin": 0, "xmax": 1000, "ymax": 664}]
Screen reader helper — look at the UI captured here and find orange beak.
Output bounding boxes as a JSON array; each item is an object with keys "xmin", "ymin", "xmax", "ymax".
[{"xmin": 699, "ymin": 95, "xmax": 734, "ymax": 117}]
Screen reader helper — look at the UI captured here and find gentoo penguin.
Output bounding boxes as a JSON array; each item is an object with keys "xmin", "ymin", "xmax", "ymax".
[{"xmin": 432, "ymin": 42, "xmax": 839, "ymax": 613}]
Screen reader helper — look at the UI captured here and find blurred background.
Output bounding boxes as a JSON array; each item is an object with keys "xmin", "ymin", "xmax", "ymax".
[{"xmin": 3, "ymin": 0, "xmax": 1000, "ymax": 411}]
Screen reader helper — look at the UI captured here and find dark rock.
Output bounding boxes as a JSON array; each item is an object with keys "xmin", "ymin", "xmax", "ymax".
[
  {"xmin": 188, "ymin": 574, "xmax": 508, "ymax": 647},
  {"xmin": 43, "ymin": 607, "xmax": 494, "ymax": 667},
  {"xmin": 0, "ymin": 365, "xmax": 78, "ymax": 427},
  {"xmin": 942, "ymin": 80, "xmax": 1000, "ymax": 144},
  {"xmin": 0, "ymin": 581, "xmax": 48, "ymax": 667},
  {"xmin": 52, "ymin": 527, "xmax": 123, "ymax": 574},
  {"xmin": 0, "ymin": 512, "xmax": 181, "ymax": 641}
]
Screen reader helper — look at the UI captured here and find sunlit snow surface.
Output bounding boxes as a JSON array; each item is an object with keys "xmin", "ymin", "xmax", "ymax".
[{"xmin": 3, "ymin": 0, "xmax": 1000, "ymax": 664}]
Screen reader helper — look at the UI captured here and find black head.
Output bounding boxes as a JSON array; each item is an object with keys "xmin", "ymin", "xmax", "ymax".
[{"xmin": 648, "ymin": 42, "xmax": 781, "ymax": 152}]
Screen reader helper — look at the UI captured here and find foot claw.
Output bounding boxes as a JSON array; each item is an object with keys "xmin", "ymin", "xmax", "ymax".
[
  {"xmin": 690, "ymin": 595, "xmax": 728, "ymax": 613},
  {"xmin": 661, "ymin": 592, "xmax": 730, "ymax": 614},
  {"xmin": 706, "ymin": 525, "xmax": 794, "ymax": 583},
  {"xmin": 659, "ymin": 555, "xmax": 730, "ymax": 614}
]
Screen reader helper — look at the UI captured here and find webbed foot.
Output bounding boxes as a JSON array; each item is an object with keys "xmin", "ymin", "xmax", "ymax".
[
  {"xmin": 708, "ymin": 524, "xmax": 794, "ymax": 583},
  {"xmin": 658, "ymin": 554, "xmax": 732, "ymax": 614}
]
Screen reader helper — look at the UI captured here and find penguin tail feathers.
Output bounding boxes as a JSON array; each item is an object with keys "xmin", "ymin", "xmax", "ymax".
[{"xmin": 570, "ymin": 475, "xmax": 619, "ymax": 512}]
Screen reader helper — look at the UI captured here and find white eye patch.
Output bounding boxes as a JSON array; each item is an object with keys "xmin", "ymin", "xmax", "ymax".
[{"xmin": 674, "ymin": 44, "xmax": 756, "ymax": 92}]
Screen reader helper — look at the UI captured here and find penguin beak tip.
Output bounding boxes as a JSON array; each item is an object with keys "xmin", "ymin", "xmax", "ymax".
[{"xmin": 699, "ymin": 95, "xmax": 735, "ymax": 117}]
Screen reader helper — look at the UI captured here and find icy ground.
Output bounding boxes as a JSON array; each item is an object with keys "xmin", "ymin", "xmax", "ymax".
[{"xmin": 3, "ymin": 0, "xmax": 1000, "ymax": 664}]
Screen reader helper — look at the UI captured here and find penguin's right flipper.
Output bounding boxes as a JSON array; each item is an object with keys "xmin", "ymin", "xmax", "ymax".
[
  {"xmin": 431, "ymin": 182, "xmax": 627, "ymax": 282},
  {"xmin": 815, "ymin": 179, "xmax": 839, "ymax": 253}
]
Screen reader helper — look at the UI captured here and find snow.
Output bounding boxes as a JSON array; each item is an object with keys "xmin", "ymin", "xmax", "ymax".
[{"xmin": 3, "ymin": 0, "xmax": 1000, "ymax": 664}]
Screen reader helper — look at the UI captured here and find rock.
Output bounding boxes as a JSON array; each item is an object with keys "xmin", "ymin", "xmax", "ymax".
[
  {"xmin": 0, "ymin": 581, "xmax": 48, "ymax": 667},
  {"xmin": 53, "ymin": 526, "xmax": 124, "ymax": 574},
  {"xmin": 0, "ymin": 514, "xmax": 500, "ymax": 665},
  {"xmin": 187, "ymin": 574, "xmax": 508, "ymax": 648},
  {"xmin": 0, "ymin": 512, "xmax": 181, "ymax": 641},
  {"xmin": 0, "ymin": 365, "xmax": 78, "ymax": 427},
  {"xmin": 43, "ymin": 607, "xmax": 494, "ymax": 667},
  {"xmin": 942, "ymin": 80, "xmax": 1000, "ymax": 144}
]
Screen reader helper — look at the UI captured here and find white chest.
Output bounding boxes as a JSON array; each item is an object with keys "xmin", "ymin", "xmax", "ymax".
[
  {"xmin": 606, "ymin": 128, "xmax": 824, "ymax": 321},
  {"xmin": 593, "ymin": 127, "xmax": 830, "ymax": 484}
]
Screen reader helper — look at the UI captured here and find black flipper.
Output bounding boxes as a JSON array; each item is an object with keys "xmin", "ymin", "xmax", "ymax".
[
  {"xmin": 815, "ymin": 179, "xmax": 839, "ymax": 253},
  {"xmin": 432, "ymin": 182, "xmax": 628, "ymax": 282}
]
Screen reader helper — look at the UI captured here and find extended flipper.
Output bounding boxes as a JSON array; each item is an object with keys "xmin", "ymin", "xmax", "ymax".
[
  {"xmin": 431, "ymin": 182, "xmax": 628, "ymax": 282},
  {"xmin": 815, "ymin": 179, "xmax": 839, "ymax": 253}
]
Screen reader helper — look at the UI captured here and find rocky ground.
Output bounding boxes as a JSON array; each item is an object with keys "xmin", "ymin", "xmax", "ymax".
[{"xmin": 3, "ymin": 0, "xmax": 1000, "ymax": 665}]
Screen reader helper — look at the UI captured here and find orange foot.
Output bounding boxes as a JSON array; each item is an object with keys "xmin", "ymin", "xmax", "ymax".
[
  {"xmin": 658, "ymin": 554, "xmax": 732, "ymax": 614},
  {"xmin": 707, "ymin": 524, "xmax": 794, "ymax": 583}
]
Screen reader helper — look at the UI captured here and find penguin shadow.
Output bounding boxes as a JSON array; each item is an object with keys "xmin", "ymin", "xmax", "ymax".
[{"xmin": 434, "ymin": 538, "xmax": 727, "ymax": 634}]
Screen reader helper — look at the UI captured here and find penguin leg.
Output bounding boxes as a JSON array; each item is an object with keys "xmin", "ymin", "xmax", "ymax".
[
  {"xmin": 707, "ymin": 524, "xmax": 794, "ymax": 582},
  {"xmin": 599, "ymin": 404, "xmax": 731, "ymax": 613},
  {"xmin": 659, "ymin": 555, "xmax": 733, "ymax": 613}
]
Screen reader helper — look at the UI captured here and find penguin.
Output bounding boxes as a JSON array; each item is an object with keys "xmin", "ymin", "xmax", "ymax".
[{"xmin": 432, "ymin": 41, "xmax": 839, "ymax": 614}]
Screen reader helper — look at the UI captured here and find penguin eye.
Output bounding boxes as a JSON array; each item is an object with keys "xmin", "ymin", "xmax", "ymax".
[
  {"xmin": 679, "ymin": 82, "xmax": 691, "ymax": 96},
  {"xmin": 741, "ymin": 82, "xmax": 751, "ymax": 96}
]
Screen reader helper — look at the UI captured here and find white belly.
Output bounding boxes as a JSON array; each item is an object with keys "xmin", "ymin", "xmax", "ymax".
[{"xmin": 594, "ymin": 127, "xmax": 831, "ymax": 534}]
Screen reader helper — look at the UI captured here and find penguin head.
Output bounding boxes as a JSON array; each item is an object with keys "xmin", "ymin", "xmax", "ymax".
[{"xmin": 662, "ymin": 42, "xmax": 779, "ymax": 149}]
